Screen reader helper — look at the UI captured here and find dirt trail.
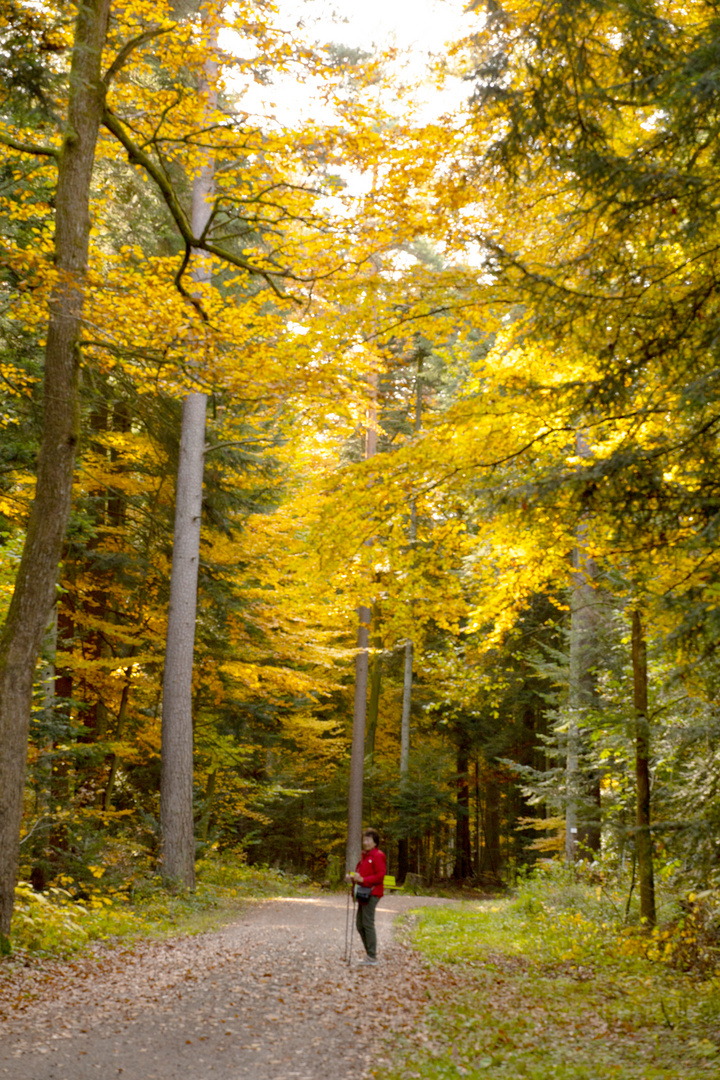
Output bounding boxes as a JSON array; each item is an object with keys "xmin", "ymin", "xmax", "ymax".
[{"xmin": 0, "ymin": 894, "xmax": 456, "ymax": 1080}]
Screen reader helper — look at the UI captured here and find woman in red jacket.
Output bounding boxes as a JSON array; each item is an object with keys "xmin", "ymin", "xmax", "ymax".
[{"xmin": 346, "ymin": 828, "xmax": 386, "ymax": 965}]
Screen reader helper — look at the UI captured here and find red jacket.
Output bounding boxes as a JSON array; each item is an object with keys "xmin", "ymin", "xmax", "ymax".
[{"xmin": 356, "ymin": 847, "xmax": 386, "ymax": 898}]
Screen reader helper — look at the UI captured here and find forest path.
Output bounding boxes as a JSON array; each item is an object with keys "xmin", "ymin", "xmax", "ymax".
[{"xmin": 0, "ymin": 893, "xmax": 458, "ymax": 1080}]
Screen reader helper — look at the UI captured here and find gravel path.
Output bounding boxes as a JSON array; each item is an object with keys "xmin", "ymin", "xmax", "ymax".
[{"xmin": 0, "ymin": 894, "xmax": 458, "ymax": 1080}]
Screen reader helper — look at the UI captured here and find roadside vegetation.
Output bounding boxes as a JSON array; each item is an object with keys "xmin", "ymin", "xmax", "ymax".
[
  {"xmin": 384, "ymin": 862, "xmax": 720, "ymax": 1080},
  {"xmin": 3, "ymin": 859, "xmax": 314, "ymax": 961}
]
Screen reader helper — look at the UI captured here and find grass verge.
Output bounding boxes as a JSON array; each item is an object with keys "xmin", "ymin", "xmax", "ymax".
[{"xmin": 381, "ymin": 866, "xmax": 720, "ymax": 1080}]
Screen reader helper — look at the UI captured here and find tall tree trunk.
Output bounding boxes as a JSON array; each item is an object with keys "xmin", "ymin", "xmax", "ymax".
[
  {"xmin": 632, "ymin": 608, "xmax": 656, "ymax": 926},
  {"xmin": 399, "ymin": 641, "xmax": 413, "ymax": 774},
  {"xmin": 0, "ymin": 0, "xmax": 111, "ymax": 944},
  {"xmin": 347, "ymin": 604, "xmax": 371, "ymax": 872},
  {"xmin": 103, "ymin": 670, "xmax": 133, "ymax": 812},
  {"xmin": 397, "ymin": 358, "xmax": 422, "ymax": 882},
  {"xmin": 160, "ymin": 393, "xmax": 206, "ymax": 886},
  {"xmin": 481, "ymin": 772, "xmax": 502, "ymax": 878},
  {"xmin": 474, "ymin": 756, "xmax": 481, "ymax": 873},
  {"xmin": 399, "ymin": 357, "xmax": 423, "ymax": 777},
  {"xmin": 197, "ymin": 768, "xmax": 217, "ymax": 844},
  {"xmin": 397, "ymin": 636, "xmax": 412, "ymax": 883},
  {"xmin": 346, "ymin": 375, "xmax": 378, "ymax": 872},
  {"xmin": 453, "ymin": 735, "xmax": 472, "ymax": 879},
  {"xmin": 159, "ymin": 9, "xmax": 217, "ymax": 887}
]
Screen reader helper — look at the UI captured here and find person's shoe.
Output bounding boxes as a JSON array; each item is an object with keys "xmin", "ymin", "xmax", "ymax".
[{"xmin": 356, "ymin": 956, "xmax": 377, "ymax": 965}]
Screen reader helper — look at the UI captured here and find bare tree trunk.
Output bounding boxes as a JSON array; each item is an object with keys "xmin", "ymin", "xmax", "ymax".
[
  {"xmin": 158, "ymin": 9, "xmax": 217, "ymax": 887},
  {"xmin": 397, "ymin": 358, "xmax": 422, "ymax": 882},
  {"xmin": 103, "ymin": 671, "xmax": 133, "ymax": 812},
  {"xmin": 632, "ymin": 608, "xmax": 656, "ymax": 926},
  {"xmin": 481, "ymin": 773, "xmax": 502, "ymax": 878},
  {"xmin": 453, "ymin": 736, "xmax": 472, "ymax": 880},
  {"xmin": 160, "ymin": 393, "xmax": 206, "ymax": 886},
  {"xmin": 399, "ymin": 641, "xmax": 413, "ymax": 774},
  {"xmin": 345, "ymin": 376, "xmax": 378, "ymax": 872},
  {"xmin": 197, "ymin": 768, "xmax": 217, "ymax": 844},
  {"xmin": 347, "ymin": 603, "xmax": 371, "ymax": 872},
  {"xmin": 0, "ymin": 0, "xmax": 111, "ymax": 944},
  {"xmin": 474, "ymin": 756, "xmax": 481, "ymax": 872},
  {"xmin": 399, "ymin": 359, "xmax": 422, "ymax": 777}
]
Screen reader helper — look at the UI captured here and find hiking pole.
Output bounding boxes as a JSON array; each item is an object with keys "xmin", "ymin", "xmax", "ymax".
[{"xmin": 344, "ymin": 886, "xmax": 354, "ymax": 964}]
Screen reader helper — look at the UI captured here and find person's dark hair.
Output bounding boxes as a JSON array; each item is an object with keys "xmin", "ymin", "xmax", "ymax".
[{"xmin": 363, "ymin": 828, "xmax": 380, "ymax": 847}]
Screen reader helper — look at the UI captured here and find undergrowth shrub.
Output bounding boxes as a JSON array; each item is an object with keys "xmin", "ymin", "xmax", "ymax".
[
  {"xmin": 619, "ymin": 889, "xmax": 720, "ymax": 976},
  {"xmin": 7, "ymin": 856, "xmax": 313, "ymax": 957},
  {"xmin": 511, "ymin": 860, "xmax": 720, "ymax": 979},
  {"xmin": 12, "ymin": 884, "xmax": 90, "ymax": 954}
]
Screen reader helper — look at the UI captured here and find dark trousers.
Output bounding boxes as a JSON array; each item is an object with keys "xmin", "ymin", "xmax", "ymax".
[{"xmin": 355, "ymin": 894, "xmax": 379, "ymax": 958}]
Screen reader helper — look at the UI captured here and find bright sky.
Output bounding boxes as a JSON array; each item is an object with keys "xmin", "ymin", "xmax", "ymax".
[
  {"xmin": 286, "ymin": 0, "xmax": 471, "ymax": 58},
  {"xmin": 227, "ymin": 0, "xmax": 474, "ymax": 126}
]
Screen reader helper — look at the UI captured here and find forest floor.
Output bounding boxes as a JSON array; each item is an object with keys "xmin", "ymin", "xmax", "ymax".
[
  {"xmin": 1, "ymin": 882, "xmax": 719, "ymax": 1080},
  {"xmin": 0, "ymin": 893, "xmax": 458, "ymax": 1080},
  {"xmin": 379, "ymin": 889, "xmax": 720, "ymax": 1080}
]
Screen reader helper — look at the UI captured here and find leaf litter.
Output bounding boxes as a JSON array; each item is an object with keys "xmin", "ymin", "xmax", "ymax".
[{"xmin": 0, "ymin": 894, "xmax": 457, "ymax": 1080}]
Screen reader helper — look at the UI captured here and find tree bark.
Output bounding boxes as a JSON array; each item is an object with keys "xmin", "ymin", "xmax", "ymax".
[
  {"xmin": 0, "ymin": 0, "xmax": 111, "ymax": 944},
  {"xmin": 474, "ymin": 756, "xmax": 481, "ymax": 872},
  {"xmin": 103, "ymin": 671, "xmax": 133, "ymax": 812},
  {"xmin": 158, "ymin": 8, "xmax": 217, "ymax": 887},
  {"xmin": 399, "ymin": 359, "xmax": 422, "ymax": 778},
  {"xmin": 632, "ymin": 608, "xmax": 656, "ymax": 926},
  {"xmin": 345, "ymin": 375, "xmax": 378, "ymax": 872},
  {"xmin": 453, "ymin": 735, "xmax": 472, "ymax": 880},
  {"xmin": 197, "ymin": 768, "xmax": 217, "ymax": 844},
  {"xmin": 481, "ymin": 773, "xmax": 502, "ymax": 878},
  {"xmin": 160, "ymin": 393, "xmax": 206, "ymax": 887},
  {"xmin": 346, "ymin": 603, "xmax": 371, "ymax": 872},
  {"xmin": 399, "ymin": 641, "xmax": 413, "ymax": 775},
  {"xmin": 397, "ymin": 358, "xmax": 422, "ymax": 882}
]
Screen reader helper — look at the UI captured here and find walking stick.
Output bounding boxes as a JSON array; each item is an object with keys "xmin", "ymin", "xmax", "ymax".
[{"xmin": 344, "ymin": 885, "xmax": 355, "ymax": 964}]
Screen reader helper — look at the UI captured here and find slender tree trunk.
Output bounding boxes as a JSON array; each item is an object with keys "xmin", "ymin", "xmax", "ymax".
[
  {"xmin": 632, "ymin": 608, "xmax": 656, "ymax": 926},
  {"xmin": 197, "ymin": 768, "xmax": 217, "ymax": 844},
  {"xmin": 399, "ymin": 642, "xmax": 413, "ymax": 771},
  {"xmin": 0, "ymin": 0, "xmax": 111, "ymax": 944},
  {"xmin": 160, "ymin": 393, "xmax": 206, "ymax": 886},
  {"xmin": 159, "ymin": 11, "xmax": 217, "ymax": 887},
  {"xmin": 481, "ymin": 773, "xmax": 502, "ymax": 878},
  {"xmin": 347, "ymin": 604, "xmax": 371, "ymax": 872},
  {"xmin": 399, "ymin": 359, "xmax": 422, "ymax": 777},
  {"xmin": 474, "ymin": 756, "xmax": 481, "ymax": 872},
  {"xmin": 103, "ymin": 671, "xmax": 133, "ymax": 812},
  {"xmin": 453, "ymin": 736, "xmax": 472, "ymax": 880},
  {"xmin": 397, "ymin": 358, "xmax": 422, "ymax": 883},
  {"xmin": 346, "ymin": 376, "xmax": 378, "ymax": 872}
]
